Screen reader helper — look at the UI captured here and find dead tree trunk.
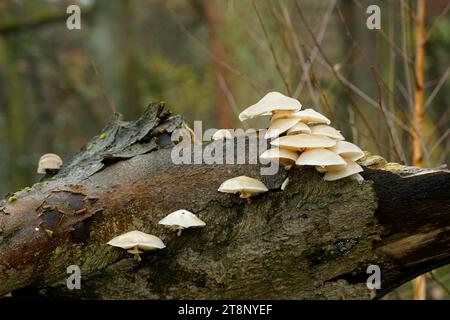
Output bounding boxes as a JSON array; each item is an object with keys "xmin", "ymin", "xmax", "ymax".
[{"xmin": 0, "ymin": 103, "xmax": 449, "ymax": 299}]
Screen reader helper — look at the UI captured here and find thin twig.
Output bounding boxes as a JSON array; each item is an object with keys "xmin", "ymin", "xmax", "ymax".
[
  {"xmin": 294, "ymin": 0, "xmax": 384, "ymax": 153},
  {"xmin": 429, "ymin": 128, "xmax": 450, "ymax": 158},
  {"xmin": 252, "ymin": 0, "xmax": 292, "ymax": 95},
  {"xmin": 287, "ymin": 0, "xmax": 337, "ymax": 100},
  {"xmin": 425, "ymin": 66, "xmax": 450, "ymax": 110},
  {"xmin": 336, "ymin": 5, "xmax": 414, "ymax": 134},
  {"xmin": 216, "ymin": 74, "xmax": 247, "ymax": 129},
  {"xmin": 353, "ymin": 0, "xmax": 414, "ymax": 65},
  {"xmin": 425, "ymin": 1, "xmax": 450, "ymax": 40},
  {"xmin": 165, "ymin": 3, "xmax": 265, "ymax": 93},
  {"xmin": 371, "ymin": 68, "xmax": 407, "ymax": 164},
  {"xmin": 91, "ymin": 61, "xmax": 117, "ymax": 115},
  {"xmin": 428, "ymin": 272, "xmax": 450, "ymax": 297}
]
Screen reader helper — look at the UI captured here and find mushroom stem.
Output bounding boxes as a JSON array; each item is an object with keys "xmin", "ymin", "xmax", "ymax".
[
  {"xmin": 177, "ymin": 228, "xmax": 182, "ymax": 237},
  {"xmin": 127, "ymin": 246, "xmax": 143, "ymax": 262},
  {"xmin": 239, "ymin": 191, "xmax": 252, "ymax": 204}
]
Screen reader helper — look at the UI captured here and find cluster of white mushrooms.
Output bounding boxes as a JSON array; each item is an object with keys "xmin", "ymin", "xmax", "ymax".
[
  {"xmin": 107, "ymin": 209, "xmax": 205, "ymax": 261},
  {"xmin": 217, "ymin": 91, "xmax": 365, "ymax": 201}
]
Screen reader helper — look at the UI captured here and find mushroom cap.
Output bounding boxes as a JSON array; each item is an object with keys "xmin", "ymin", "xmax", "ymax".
[
  {"xmin": 291, "ymin": 108, "xmax": 331, "ymax": 125},
  {"xmin": 37, "ymin": 153, "xmax": 63, "ymax": 174},
  {"xmin": 264, "ymin": 117, "xmax": 301, "ymax": 139},
  {"xmin": 212, "ymin": 129, "xmax": 233, "ymax": 141},
  {"xmin": 259, "ymin": 147, "xmax": 299, "ymax": 164},
  {"xmin": 328, "ymin": 141, "xmax": 364, "ymax": 161},
  {"xmin": 158, "ymin": 209, "xmax": 206, "ymax": 229},
  {"xmin": 239, "ymin": 92, "xmax": 301, "ymax": 121},
  {"xmin": 323, "ymin": 159, "xmax": 364, "ymax": 181},
  {"xmin": 310, "ymin": 125, "xmax": 345, "ymax": 140},
  {"xmin": 107, "ymin": 231, "xmax": 165, "ymax": 251},
  {"xmin": 218, "ymin": 176, "xmax": 268, "ymax": 195},
  {"xmin": 271, "ymin": 134, "xmax": 336, "ymax": 151},
  {"xmin": 296, "ymin": 149, "xmax": 346, "ymax": 166},
  {"xmin": 287, "ymin": 121, "xmax": 311, "ymax": 135}
]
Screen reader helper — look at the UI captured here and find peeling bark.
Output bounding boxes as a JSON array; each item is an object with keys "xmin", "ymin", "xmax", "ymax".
[{"xmin": 0, "ymin": 103, "xmax": 449, "ymax": 299}]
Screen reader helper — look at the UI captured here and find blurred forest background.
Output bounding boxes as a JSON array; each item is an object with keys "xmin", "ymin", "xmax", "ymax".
[{"xmin": 0, "ymin": 0, "xmax": 448, "ymax": 299}]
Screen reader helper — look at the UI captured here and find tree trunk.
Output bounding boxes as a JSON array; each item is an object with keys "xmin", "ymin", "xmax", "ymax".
[{"xmin": 0, "ymin": 103, "xmax": 449, "ymax": 299}]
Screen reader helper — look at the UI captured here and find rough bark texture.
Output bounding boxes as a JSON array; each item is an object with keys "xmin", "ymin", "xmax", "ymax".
[{"xmin": 0, "ymin": 103, "xmax": 449, "ymax": 300}]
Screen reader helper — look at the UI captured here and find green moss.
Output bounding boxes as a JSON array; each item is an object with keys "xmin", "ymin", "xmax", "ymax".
[
  {"xmin": 54, "ymin": 246, "xmax": 64, "ymax": 256},
  {"xmin": 99, "ymin": 133, "xmax": 108, "ymax": 139},
  {"xmin": 7, "ymin": 195, "xmax": 17, "ymax": 203}
]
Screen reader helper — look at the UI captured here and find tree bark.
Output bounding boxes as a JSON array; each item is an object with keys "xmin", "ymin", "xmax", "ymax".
[{"xmin": 0, "ymin": 103, "xmax": 449, "ymax": 299}]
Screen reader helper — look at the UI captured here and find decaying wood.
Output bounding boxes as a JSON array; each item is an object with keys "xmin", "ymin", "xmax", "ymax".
[{"xmin": 0, "ymin": 102, "xmax": 449, "ymax": 299}]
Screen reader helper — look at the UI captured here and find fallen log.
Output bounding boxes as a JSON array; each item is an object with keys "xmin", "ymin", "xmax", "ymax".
[{"xmin": 0, "ymin": 102, "xmax": 449, "ymax": 299}]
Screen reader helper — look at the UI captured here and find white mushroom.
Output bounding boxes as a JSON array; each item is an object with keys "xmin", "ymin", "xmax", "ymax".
[
  {"xmin": 323, "ymin": 159, "xmax": 364, "ymax": 181},
  {"xmin": 328, "ymin": 141, "xmax": 365, "ymax": 161},
  {"xmin": 264, "ymin": 117, "xmax": 301, "ymax": 139},
  {"xmin": 159, "ymin": 209, "xmax": 206, "ymax": 236},
  {"xmin": 310, "ymin": 125, "xmax": 345, "ymax": 140},
  {"xmin": 107, "ymin": 230, "xmax": 165, "ymax": 262},
  {"xmin": 291, "ymin": 108, "xmax": 331, "ymax": 125},
  {"xmin": 218, "ymin": 176, "xmax": 268, "ymax": 202},
  {"xmin": 271, "ymin": 134, "xmax": 336, "ymax": 151},
  {"xmin": 296, "ymin": 149, "xmax": 347, "ymax": 167},
  {"xmin": 212, "ymin": 129, "xmax": 233, "ymax": 141},
  {"xmin": 239, "ymin": 91, "xmax": 301, "ymax": 121},
  {"xmin": 37, "ymin": 153, "xmax": 63, "ymax": 174},
  {"xmin": 259, "ymin": 147, "xmax": 299, "ymax": 170},
  {"xmin": 286, "ymin": 121, "xmax": 311, "ymax": 135}
]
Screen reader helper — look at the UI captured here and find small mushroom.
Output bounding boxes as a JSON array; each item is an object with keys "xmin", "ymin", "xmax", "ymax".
[
  {"xmin": 159, "ymin": 209, "xmax": 206, "ymax": 236},
  {"xmin": 323, "ymin": 159, "xmax": 364, "ymax": 181},
  {"xmin": 296, "ymin": 149, "xmax": 347, "ymax": 168},
  {"xmin": 287, "ymin": 121, "xmax": 311, "ymax": 135},
  {"xmin": 328, "ymin": 141, "xmax": 365, "ymax": 161},
  {"xmin": 107, "ymin": 230, "xmax": 165, "ymax": 262},
  {"xmin": 239, "ymin": 91, "xmax": 301, "ymax": 121},
  {"xmin": 212, "ymin": 129, "xmax": 233, "ymax": 141},
  {"xmin": 271, "ymin": 134, "xmax": 336, "ymax": 151},
  {"xmin": 264, "ymin": 117, "xmax": 301, "ymax": 139},
  {"xmin": 259, "ymin": 147, "xmax": 299, "ymax": 170},
  {"xmin": 218, "ymin": 176, "xmax": 268, "ymax": 202},
  {"xmin": 37, "ymin": 153, "xmax": 63, "ymax": 174},
  {"xmin": 310, "ymin": 125, "xmax": 345, "ymax": 140},
  {"xmin": 291, "ymin": 108, "xmax": 331, "ymax": 125}
]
